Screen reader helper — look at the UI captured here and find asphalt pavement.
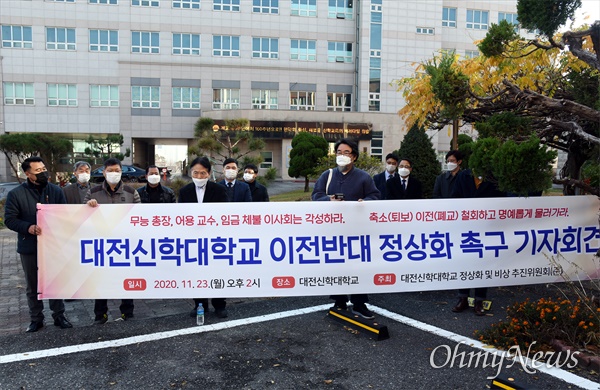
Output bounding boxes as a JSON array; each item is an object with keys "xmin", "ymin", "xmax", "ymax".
[{"xmin": 0, "ymin": 181, "xmax": 598, "ymax": 390}]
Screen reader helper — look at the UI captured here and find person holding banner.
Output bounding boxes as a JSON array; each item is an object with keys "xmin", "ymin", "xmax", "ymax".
[
  {"xmin": 312, "ymin": 138, "xmax": 381, "ymax": 319},
  {"xmin": 4, "ymin": 156, "xmax": 73, "ymax": 332},
  {"xmin": 136, "ymin": 165, "xmax": 176, "ymax": 204},
  {"xmin": 85, "ymin": 158, "xmax": 141, "ymax": 324},
  {"xmin": 450, "ymin": 168, "xmax": 506, "ymax": 316},
  {"xmin": 178, "ymin": 156, "xmax": 230, "ymax": 320},
  {"xmin": 63, "ymin": 161, "xmax": 93, "ymax": 205}
]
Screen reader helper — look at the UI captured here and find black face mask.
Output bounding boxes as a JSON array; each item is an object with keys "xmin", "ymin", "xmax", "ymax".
[{"xmin": 34, "ymin": 171, "xmax": 49, "ymax": 187}]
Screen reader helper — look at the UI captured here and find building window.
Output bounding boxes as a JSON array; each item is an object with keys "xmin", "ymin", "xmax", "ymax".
[
  {"xmin": 89, "ymin": 29, "xmax": 118, "ymax": 52},
  {"xmin": 47, "ymin": 84, "xmax": 77, "ymax": 106},
  {"xmin": 370, "ymin": 130, "xmax": 383, "ymax": 160},
  {"xmin": 465, "ymin": 50, "xmax": 479, "ymax": 59},
  {"xmin": 49, "ymin": 0, "xmax": 75, "ymax": 2},
  {"xmin": 173, "ymin": 33, "xmax": 200, "ymax": 55},
  {"xmin": 131, "ymin": 31, "xmax": 160, "ymax": 53},
  {"xmin": 212, "ymin": 88, "xmax": 240, "ymax": 109},
  {"xmin": 328, "ymin": 0, "xmax": 352, "ymax": 19},
  {"xmin": 173, "ymin": 0, "xmax": 199, "ymax": 8},
  {"xmin": 252, "ymin": 89, "xmax": 278, "ymax": 109},
  {"xmin": 291, "ymin": 0, "xmax": 316, "ymax": 17},
  {"xmin": 46, "ymin": 27, "xmax": 76, "ymax": 50},
  {"xmin": 213, "ymin": 0, "xmax": 239, "ymax": 11},
  {"xmin": 90, "ymin": 85, "xmax": 119, "ymax": 107},
  {"xmin": 1, "ymin": 25, "xmax": 33, "ymax": 48},
  {"xmin": 327, "ymin": 41, "xmax": 352, "ymax": 63},
  {"xmin": 290, "ymin": 91, "xmax": 315, "ymax": 110},
  {"xmin": 132, "ymin": 86, "xmax": 160, "ymax": 108},
  {"xmin": 416, "ymin": 27, "xmax": 434, "ymax": 35},
  {"xmin": 260, "ymin": 151, "xmax": 273, "ymax": 168},
  {"xmin": 442, "ymin": 7, "xmax": 456, "ymax": 27},
  {"xmin": 3, "ymin": 82, "xmax": 35, "ymax": 105},
  {"xmin": 290, "ymin": 39, "xmax": 316, "ymax": 61},
  {"xmin": 368, "ymin": 92, "xmax": 380, "ymax": 112},
  {"xmin": 253, "ymin": 0, "xmax": 278, "ymax": 14},
  {"xmin": 252, "ymin": 37, "xmax": 278, "ymax": 59},
  {"xmin": 327, "ymin": 92, "xmax": 351, "ymax": 111},
  {"xmin": 132, "ymin": 0, "xmax": 159, "ymax": 6},
  {"xmin": 499, "ymin": 12, "xmax": 520, "ymax": 31},
  {"xmin": 466, "ymin": 9, "xmax": 489, "ymax": 30},
  {"xmin": 89, "ymin": 0, "xmax": 118, "ymax": 3},
  {"xmin": 213, "ymin": 35, "xmax": 240, "ymax": 57},
  {"xmin": 172, "ymin": 87, "xmax": 200, "ymax": 109}
]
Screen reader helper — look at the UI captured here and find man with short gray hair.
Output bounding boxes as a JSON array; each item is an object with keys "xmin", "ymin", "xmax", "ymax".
[{"xmin": 63, "ymin": 161, "xmax": 93, "ymax": 204}]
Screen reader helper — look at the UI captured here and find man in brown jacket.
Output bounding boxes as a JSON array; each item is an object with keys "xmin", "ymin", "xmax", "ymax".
[{"xmin": 85, "ymin": 158, "xmax": 141, "ymax": 324}]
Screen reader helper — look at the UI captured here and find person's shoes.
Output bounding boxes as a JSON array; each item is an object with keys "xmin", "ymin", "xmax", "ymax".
[
  {"xmin": 332, "ymin": 301, "xmax": 348, "ymax": 310},
  {"xmin": 53, "ymin": 315, "xmax": 73, "ymax": 329},
  {"xmin": 451, "ymin": 297, "xmax": 469, "ymax": 313},
  {"xmin": 215, "ymin": 308, "xmax": 228, "ymax": 318},
  {"xmin": 94, "ymin": 314, "xmax": 108, "ymax": 325},
  {"xmin": 26, "ymin": 321, "xmax": 44, "ymax": 333},
  {"xmin": 474, "ymin": 300, "xmax": 485, "ymax": 316},
  {"xmin": 352, "ymin": 304, "xmax": 375, "ymax": 320},
  {"xmin": 120, "ymin": 313, "xmax": 134, "ymax": 321}
]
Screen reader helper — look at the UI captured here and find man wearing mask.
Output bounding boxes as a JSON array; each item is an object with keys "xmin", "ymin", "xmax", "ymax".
[
  {"xmin": 312, "ymin": 138, "xmax": 380, "ymax": 319},
  {"xmin": 432, "ymin": 150, "xmax": 463, "ymax": 199},
  {"xmin": 5, "ymin": 156, "xmax": 73, "ymax": 332},
  {"xmin": 373, "ymin": 153, "xmax": 399, "ymax": 200},
  {"xmin": 178, "ymin": 157, "xmax": 229, "ymax": 319},
  {"xmin": 136, "ymin": 165, "xmax": 176, "ymax": 203},
  {"xmin": 219, "ymin": 158, "xmax": 252, "ymax": 202},
  {"xmin": 85, "ymin": 158, "xmax": 141, "ymax": 324},
  {"xmin": 386, "ymin": 158, "xmax": 423, "ymax": 199},
  {"xmin": 63, "ymin": 161, "xmax": 93, "ymax": 204},
  {"xmin": 242, "ymin": 163, "xmax": 269, "ymax": 202}
]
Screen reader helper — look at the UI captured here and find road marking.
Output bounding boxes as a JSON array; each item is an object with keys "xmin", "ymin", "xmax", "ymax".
[
  {"xmin": 0, "ymin": 304, "xmax": 597, "ymax": 390},
  {"xmin": 370, "ymin": 305, "xmax": 599, "ymax": 390}
]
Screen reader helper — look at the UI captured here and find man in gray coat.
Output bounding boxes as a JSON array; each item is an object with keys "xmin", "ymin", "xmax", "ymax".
[{"xmin": 63, "ymin": 161, "xmax": 93, "ymax": 204}]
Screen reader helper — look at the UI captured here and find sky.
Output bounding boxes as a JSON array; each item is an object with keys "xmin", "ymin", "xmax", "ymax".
[{"xmin": 574, "ymin": 0, "xmax": 599, "ymax": 25}]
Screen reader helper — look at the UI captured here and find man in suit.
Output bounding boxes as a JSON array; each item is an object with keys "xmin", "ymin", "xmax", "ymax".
[
  {"xmin": 179, "ymin": 156, "xmax": 229, "ymax": 319},
  {"xmin": 386, "ymin": 158, "xmax": 423, "ymax": 199},
  {"xmin": 63, "ymin": 161, "xmax": 93, "ymax": 204},
  {"xmin": 242, "ymin": 163, "xmax": 269, "ymax": 202},
  {"xmin": 219, "ymin": 158, "xmax": 252, "ymax": 203},
  {"xmin": 373, "ymin": 153, "xmax": 399, "ymax": 200}
]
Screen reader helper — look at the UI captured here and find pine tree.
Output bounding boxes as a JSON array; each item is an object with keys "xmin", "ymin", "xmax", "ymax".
[{"xmin": 393, "ymin": 125, "xmax": 441, "ymax": 198}]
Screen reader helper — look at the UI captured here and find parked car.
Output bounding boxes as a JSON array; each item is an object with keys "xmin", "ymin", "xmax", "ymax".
[
  {"xmin": 0, "ymin": 182, "xmax": 21, "ymax": 201},
  {"xmin": 90, "ymin": 165, "xmax": 147, "ymax": 183}
]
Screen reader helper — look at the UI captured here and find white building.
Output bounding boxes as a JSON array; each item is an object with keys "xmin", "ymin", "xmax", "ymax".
[{"xmin": 0, "ymin": 0, "xmax": 525, "ymax": 179}]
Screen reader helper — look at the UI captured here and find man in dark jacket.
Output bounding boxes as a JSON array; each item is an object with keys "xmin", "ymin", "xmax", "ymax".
[
  {"xmin": 63, "ymin": 161, "xmax": 93, "ymax": 204},
  {"xmin": 386, "ymin": 158, "xmax": 423, "ymax": 200},
  {"xmin": 242, "ymin": 163, "xmax": 269, "ymax": 202},
  {"xmin": 136, "ymin": 165, "xmax": 176, "ymax": 203},
  {"xmin": 179, "ymin": 156, "xmax": 229, "ymax": 319},
  {"xmin": 432, "ymin": 150, "xmax": 463, "ymax": 198},
  {"xmin": 4, "ymin": 156, "xmax": 73, "ymax": 332},
  {"xmin": 372, "ymin": 153, "xmax": 399, "ymax": 200},
  {"xmin": 219, "ymin": 158, "xmax": 252, "ymax": 202}
]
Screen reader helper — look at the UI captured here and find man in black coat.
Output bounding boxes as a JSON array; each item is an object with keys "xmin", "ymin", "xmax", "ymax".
[
  {"xmin": 372, "ymin": 153, "xmax": 399, "ymax": 200},
  {"xmin": 219, "ymin": 158, "xmax": 252, "ymax": 202},
  {"xmin": 386, "ymin": 158, "xmax": 423, "ymax": 200},
  {"xmin": 178, "ymin": 156, "xmax": 229, "ymax": 319},
  {"xmin": 137, "ymin": 165, "xmax": 176, "ymax": 203},
  {"xmin": 242, "ymin": 163, "xmax": 269, "ymax": 202},
  {"xmin": 4, "ymin": 156, "xmax": 73, "ymax": 332}
]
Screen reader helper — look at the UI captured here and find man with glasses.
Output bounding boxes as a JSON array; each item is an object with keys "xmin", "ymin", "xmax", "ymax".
[
  {"xmin": 312, "ymin": 138, "xmax": 380, "ymax": 319},
  {"xmin": 386, "ymin": 158, "xmax": 423, "ymax": 199}
]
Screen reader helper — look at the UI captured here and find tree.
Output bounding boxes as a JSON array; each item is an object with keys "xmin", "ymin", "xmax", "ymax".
[
  {"xmin": 393, "ymin": 125, "xmax": 441, "ymax": 199},
  {"xmin": 394, "ymin": 0, "xmax": 599, "ymax": 196},
  {"xmin": 0, "ymin": 133, "xmax": 73, "ymax": 182},
  {"xmin": 83, "ymin": 134, "xmax": 131, "ymax": 162},
  {"xmin": 190, "ymin": 117, "xmax": 266, "ymax": 168},
  {"xmin": 287, "ymin": 132, "xmax": 328, "ymax": 192}
]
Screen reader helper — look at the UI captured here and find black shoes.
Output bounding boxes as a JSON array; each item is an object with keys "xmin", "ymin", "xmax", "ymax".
[
  {"xmin": 332, "ymin": 301, "xmax": 348, "ymax": 310},
  {"xmin": 94, "ymin": 314, "xmax": 108, "ymax": 325},
  {"xmin": 215, "ymin": 308, "xmax": 228, "ymax": 318},
  {"xmin": 26, "ymin": 321, "xmax": 44, "ymax": 333},
  {"xmin": 474, "ymin": 300, "xmax": 485, "ymax": 316},
  {"xmin": 352, "ymin": 304, "xmax": 375, "ymax": 320},
  {"xmin": 120, "ymin": 313, "xmax": 134, "ymax": 321},
  {"xmin": 54, "ymin": 315, "xmax": 73, "ymax": 329},
  {"xmin": 451, "ymin": 297, "xmax": 469, "ymax": 313}
]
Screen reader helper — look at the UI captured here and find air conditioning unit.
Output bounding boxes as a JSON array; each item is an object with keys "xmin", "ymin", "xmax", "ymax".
[
  {"xmin": 336, "ymin": 13, "xmax": 345, "ymax": 19},
  {"xmin": 335, "ymin": 56, "xmax": 345, "ymax": 62}
]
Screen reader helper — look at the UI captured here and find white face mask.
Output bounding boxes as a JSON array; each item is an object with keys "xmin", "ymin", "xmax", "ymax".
[
  {"xmin": 105, "ymin": 172, "xmax": 122, "ymax": 185},
  {"xmin": 446, "ymin": 162, "xmax": 458, "ymax": 172},
  {"xmin": 243, "ymin": 173, "xmax": 255, "ymax": 182},
  {"xmin": 224, "ymin": 169, "xmax": 237, "ymax": 180},
  {"xmin": 398, "ymin": 168, "xmax": 410, "ymax": 177},
  {"xmin": 147, "ymin": 174, "xmax": 160, "ymax": 185},
  {"xmin": 77, "ymin": 172, "xmax": 90, "ymax": 184},
  {"xmin": 385, "ymin": 164, "xmax": 397, "ymax": 174},
  {"xmin": 336, "ymin": 155, "xmax": 352, "ymax": 167},
  {"xmin": 193, "ymin": 178, "xmax": 208, "ymax": 188}
]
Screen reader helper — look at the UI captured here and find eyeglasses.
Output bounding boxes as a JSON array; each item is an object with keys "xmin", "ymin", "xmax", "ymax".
[
  {"xmin": 398, "ymin": 165, "xmax": 411, "ymax": 169},
  {"xmin": 336, "ymin": 151, "xmax": 352, "ymax": 156}
]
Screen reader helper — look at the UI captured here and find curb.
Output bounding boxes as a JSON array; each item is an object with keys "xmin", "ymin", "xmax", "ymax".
[{"xmin": 551, "ymin": 339, "xmax": 600, "ymax": 372}]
